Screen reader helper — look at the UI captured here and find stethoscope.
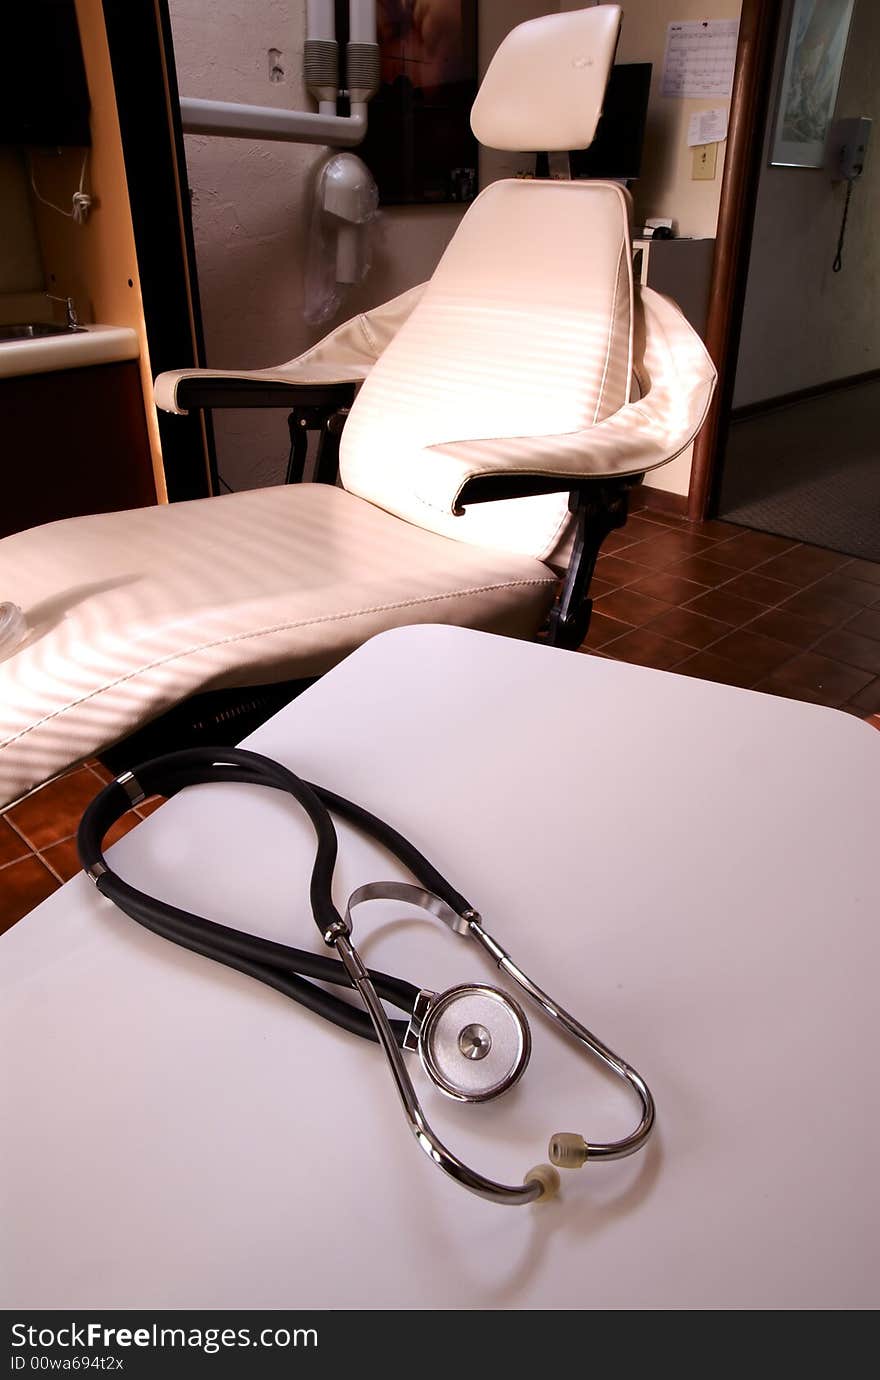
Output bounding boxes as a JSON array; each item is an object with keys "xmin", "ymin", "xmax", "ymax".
[{"xmin": 78, "ymin": 746, "xmax": 655, "ymax": 1206}]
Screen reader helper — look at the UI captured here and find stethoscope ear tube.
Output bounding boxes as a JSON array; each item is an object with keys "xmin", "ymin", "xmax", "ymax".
[
  {"xmin": 94, "ymin": 869, "xmax": 418, "ymax": 1045},
  {"xmin": 78, "ymin": 764, "xmax": 422, "ymax": 1046},
  {"xmin": 78, "ymin": 746, "xmax": 655, "ymax": 1206}
]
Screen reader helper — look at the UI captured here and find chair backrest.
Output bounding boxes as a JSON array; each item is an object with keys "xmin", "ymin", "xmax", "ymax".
[
  {"xmin": 338, "ymin": 5, "xmax": 631, "ymax": 564},
  {"xmin": 339, "ymin": 178, "xmax": 633, "ymax": 564}
]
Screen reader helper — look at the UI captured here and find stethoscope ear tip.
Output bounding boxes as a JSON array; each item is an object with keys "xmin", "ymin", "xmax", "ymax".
[
  {"xmin": 549, "ymin": 1132, "xmax": 589, "ymax": 1168},
  {"xmin": 525, "ymin": 1163, "xmax": 561, "ymax": 1201}
]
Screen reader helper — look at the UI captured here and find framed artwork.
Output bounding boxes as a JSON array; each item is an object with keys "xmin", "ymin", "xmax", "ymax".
[
  {"xmin": 357, "ymin": 1, "xmax": 479, "ymax": 205},
  {"xmin": 770, "ymin": 0, "xmax": 855, "ymax": 168}
]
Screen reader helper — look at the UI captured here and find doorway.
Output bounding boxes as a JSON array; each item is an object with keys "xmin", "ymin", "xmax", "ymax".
[{"xmin": 714, "ymin": 0, "xmax": 880, "ymax": 560}]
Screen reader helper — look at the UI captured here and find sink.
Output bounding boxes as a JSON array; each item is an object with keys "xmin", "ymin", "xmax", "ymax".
[{"xmin": 0, "ymin": 323, "xmax": 86, "ymax": 341}]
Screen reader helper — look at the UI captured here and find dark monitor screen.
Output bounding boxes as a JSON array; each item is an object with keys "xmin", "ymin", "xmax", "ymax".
[
  {"xmin": 569, "ymin": 63, "xmax": 652, "ymax": 181},
  {"xmin": 0, "ymin": 1, "xmax": 91, "ymax": 146}
]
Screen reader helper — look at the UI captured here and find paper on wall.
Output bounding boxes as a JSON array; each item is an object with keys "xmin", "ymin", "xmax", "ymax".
[
  {"xmin": 662, "ymin": 19, "xmax": 739, "ymax": 99},
  {"xmin": 687, "ymin": 107, "xmax": 729, "ymax": 147}
]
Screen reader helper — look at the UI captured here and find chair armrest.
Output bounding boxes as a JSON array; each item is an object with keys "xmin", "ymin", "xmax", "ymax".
[
  {"xmin": 170, "ymin": 377, "xmax": 357, "ymax": 413},
  {"xmin": 154, "ymin": 281, "xmax": 428, "ymax": 415},
  {"xmin": 412, "ymin": 287, "xmax": 717, "ymax": 515}
]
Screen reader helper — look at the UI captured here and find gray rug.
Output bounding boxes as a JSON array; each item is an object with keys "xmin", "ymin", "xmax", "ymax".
[{"xmin": 719, "ymin": 379, "xmax": 880, "ymax": 560}]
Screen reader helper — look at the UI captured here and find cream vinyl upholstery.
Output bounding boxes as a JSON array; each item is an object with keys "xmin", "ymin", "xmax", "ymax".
[
  {"xmin": 470, "ymin": 5, "xmax": 622, "ymax": 152},
  {"xmin": 409, "ymin": 286, "xmax": 716, "ymax": 518},
  {"xmin": 0, "ymin": 5, "xmax": 717, "ymax": 806},
  {"xmin": 0, "ymin": 485, "xmax": 555, "ymax": 807},
  {"xmin": 154, "ymin": 282, "xmax": 427, "ymax": 415},
  {"xmin": 340, "ymin": 179, "xmax": 634, "ymax": 563}
]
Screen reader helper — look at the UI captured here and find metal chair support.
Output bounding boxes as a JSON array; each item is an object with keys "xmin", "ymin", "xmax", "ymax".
[
  {"xmin": 285, "ymin": 404, "xmax": 351, "ymax": 486},
  {"xmin": 545, "ymin": 476, "xmax": 643, "ymax": 650}
]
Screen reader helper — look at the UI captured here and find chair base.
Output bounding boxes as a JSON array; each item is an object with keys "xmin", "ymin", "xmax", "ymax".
[{"xmin": 98, "ymin": 678, "xmax": 314, "ymax": 776}]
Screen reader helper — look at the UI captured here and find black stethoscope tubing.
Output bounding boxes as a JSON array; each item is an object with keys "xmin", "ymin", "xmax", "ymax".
[
  {"xmin": 77, "ymin": 746, "xmax": 471, "ymax": 1046},
  {"xmin": 77, "ymin": 745, "xmax": 656, "ymax": 1205}
]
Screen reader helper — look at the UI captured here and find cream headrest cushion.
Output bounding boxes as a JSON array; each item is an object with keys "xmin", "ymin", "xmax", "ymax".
[{"xmin": 471, "ymin": 5, "xmax": 622, "ymax": 153}]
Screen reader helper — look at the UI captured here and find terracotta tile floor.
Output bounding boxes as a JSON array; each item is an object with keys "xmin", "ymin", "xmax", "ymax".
[
  {"xmin": 1, "ymin": 500, "xmax": 878, "ymax": 936},
  {"xmin": 0, "ymin": 762, "xmax": 162, "ymax": 937},
  {"xmin": 583, "ymin": 498, "xmax": 880, "ymax": 726}
]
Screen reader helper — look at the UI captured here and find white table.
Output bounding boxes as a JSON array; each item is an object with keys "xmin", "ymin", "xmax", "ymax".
[{"xmin": 2, "ymin": 626, "xmax": 878, "ymax": 1310}]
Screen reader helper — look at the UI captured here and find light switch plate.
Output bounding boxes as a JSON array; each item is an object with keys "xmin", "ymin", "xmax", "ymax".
[{"xmin": 692, "ymin": 143, "xmax": 717, "ymax": 180}]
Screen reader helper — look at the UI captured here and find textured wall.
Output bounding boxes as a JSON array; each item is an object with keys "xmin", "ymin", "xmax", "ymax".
[
  {"xmin": 168, "ymin": 0, "xmax": 547, "ymax": 492},
  {"xmin": 733, "ymin": 0, "xmax": 880, "ymax": 408}
]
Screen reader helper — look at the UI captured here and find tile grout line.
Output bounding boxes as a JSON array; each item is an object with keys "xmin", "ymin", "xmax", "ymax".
[
  {"xmin": 3, "ymin": 813, "xmax": 40, "ymax": 853},
  {"xmin": 2, "ymin": 806, "xmax": 154, "ymax": 886},
  {"xmin": 0, "ymin": 851, "xmax": 35, "ymax": 873},
  {"xmin": 1, "ymin": 811, "xmax": 66, "ymax": 885},
  {"xmin": 35, "ymin": 851, "xmax": 65, "ymax": 885}
]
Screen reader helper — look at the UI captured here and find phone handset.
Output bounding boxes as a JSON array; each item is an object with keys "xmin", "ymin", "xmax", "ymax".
[{"xmin": 828, "ymin": 117, "xmax": 872, "ymax": 273}]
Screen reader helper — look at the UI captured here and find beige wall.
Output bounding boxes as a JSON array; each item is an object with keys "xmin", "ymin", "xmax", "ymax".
[
  {"xmin": 563, "ymin": 0, "xmax": 742, "ymax": 238},
  {"xmin": 733, "ymin": 0, "xmax": 880, "ymax": 408},
  {"xmin": 603, "ymin": 0, "xmax": 742, "ymax": 499},
  {"xmin": 168, "ymin": 0, "xmax": 549, "ymax": 491},
  {"xmin": 551, "ymin": 3, "xmax": 743, "ymax": 500}
]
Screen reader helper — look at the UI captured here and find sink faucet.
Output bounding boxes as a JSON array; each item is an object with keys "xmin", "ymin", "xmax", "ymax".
[{"xmin": 46, "ymin": 292, "xmax": 79, "ymax": 330}]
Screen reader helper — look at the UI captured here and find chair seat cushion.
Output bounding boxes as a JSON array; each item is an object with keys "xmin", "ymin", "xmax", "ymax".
[{"xmin": 0, "ymin": 484, "xmax": 555, "ymax": 806}]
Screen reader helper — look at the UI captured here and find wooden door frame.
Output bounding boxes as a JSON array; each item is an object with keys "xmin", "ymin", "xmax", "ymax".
[
  {"xmin": 101, "ymin": 0, "xmax": 217, "ymax": 501},
  {"xmin": 688, "ymin": 0, "xmax": 784, "ymax": 522}
]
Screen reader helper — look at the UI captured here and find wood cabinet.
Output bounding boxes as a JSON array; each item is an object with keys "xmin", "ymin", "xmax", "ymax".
[
  {"xmin": 633, "ymin": 237, "xmax": 715, "ymax": 337},
  {"xmin": 1, "ymin": 359, "xmax": 156, "ymax": 538}
]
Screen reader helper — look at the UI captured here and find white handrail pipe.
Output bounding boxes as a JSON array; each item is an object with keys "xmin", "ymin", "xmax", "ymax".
[
  {"xmin": 179, "ymin": 97, "xmax": 367, "ymax": 146},
  {"xmin": 179, "ymin": 1, "xmax": 378, "ymax": 147}
]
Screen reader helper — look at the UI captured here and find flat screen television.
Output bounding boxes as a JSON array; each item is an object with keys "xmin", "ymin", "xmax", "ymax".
[
  {"xmin": 0, "ymin": 0, "xmax": 91, "ymax": 146},
  {"xmin": 569, "ymin": 63, "xmax": 652, "ymax": 181}
]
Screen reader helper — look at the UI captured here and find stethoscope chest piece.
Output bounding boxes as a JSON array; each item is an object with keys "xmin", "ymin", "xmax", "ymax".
[{"xmin": 407, "ymin": 983, "xmax": 531, "ymax": 1102}]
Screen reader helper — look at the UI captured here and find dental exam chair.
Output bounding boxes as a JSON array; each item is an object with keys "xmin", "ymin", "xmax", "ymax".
[{"xmin": 0, "ymin": 6, "xmax": 716, "ymax": 808}]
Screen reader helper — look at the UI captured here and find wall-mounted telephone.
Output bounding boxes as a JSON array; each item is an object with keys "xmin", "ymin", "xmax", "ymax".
[
  {"xmin": 827, "ymin": 116, "xmax": 872, "ymax": 272},
  {"xmin": 830, "ymin": 116, "xmax": 872, "ymax": 181}
]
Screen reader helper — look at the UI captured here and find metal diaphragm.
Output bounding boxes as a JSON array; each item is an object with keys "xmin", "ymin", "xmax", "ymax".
[{"xmin": 417, "ymin": 984, "xmax": 531, "ymax": 1102}]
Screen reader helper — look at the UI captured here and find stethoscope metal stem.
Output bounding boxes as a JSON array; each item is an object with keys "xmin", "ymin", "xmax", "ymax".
[{"xmin": 467, "ymin": 915, "xmax": 655, "ymax": 1162}]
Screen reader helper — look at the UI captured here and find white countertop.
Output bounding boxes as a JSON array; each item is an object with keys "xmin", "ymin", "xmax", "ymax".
[
  {"xmin": 0, "ymin": 324, "xmax": 139, "ymax": 379},
  {"xmin": 2, "ymin": 627, "xmax": 879, "ymax": 1309}
]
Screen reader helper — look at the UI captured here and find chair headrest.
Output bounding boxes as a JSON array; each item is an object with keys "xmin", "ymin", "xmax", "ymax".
[{"xmin": 471, "ymin": 5, "xmax": 622, "ymax": 153}]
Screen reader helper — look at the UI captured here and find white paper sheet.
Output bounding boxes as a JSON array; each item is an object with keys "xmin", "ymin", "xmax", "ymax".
[
  {"xmin": 687, "ymin": 107, "xmax": 729, "ymax": 147},
  {"xmin": 662, "ymin": 19, "xmax": 739, "ymax": 99}
]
